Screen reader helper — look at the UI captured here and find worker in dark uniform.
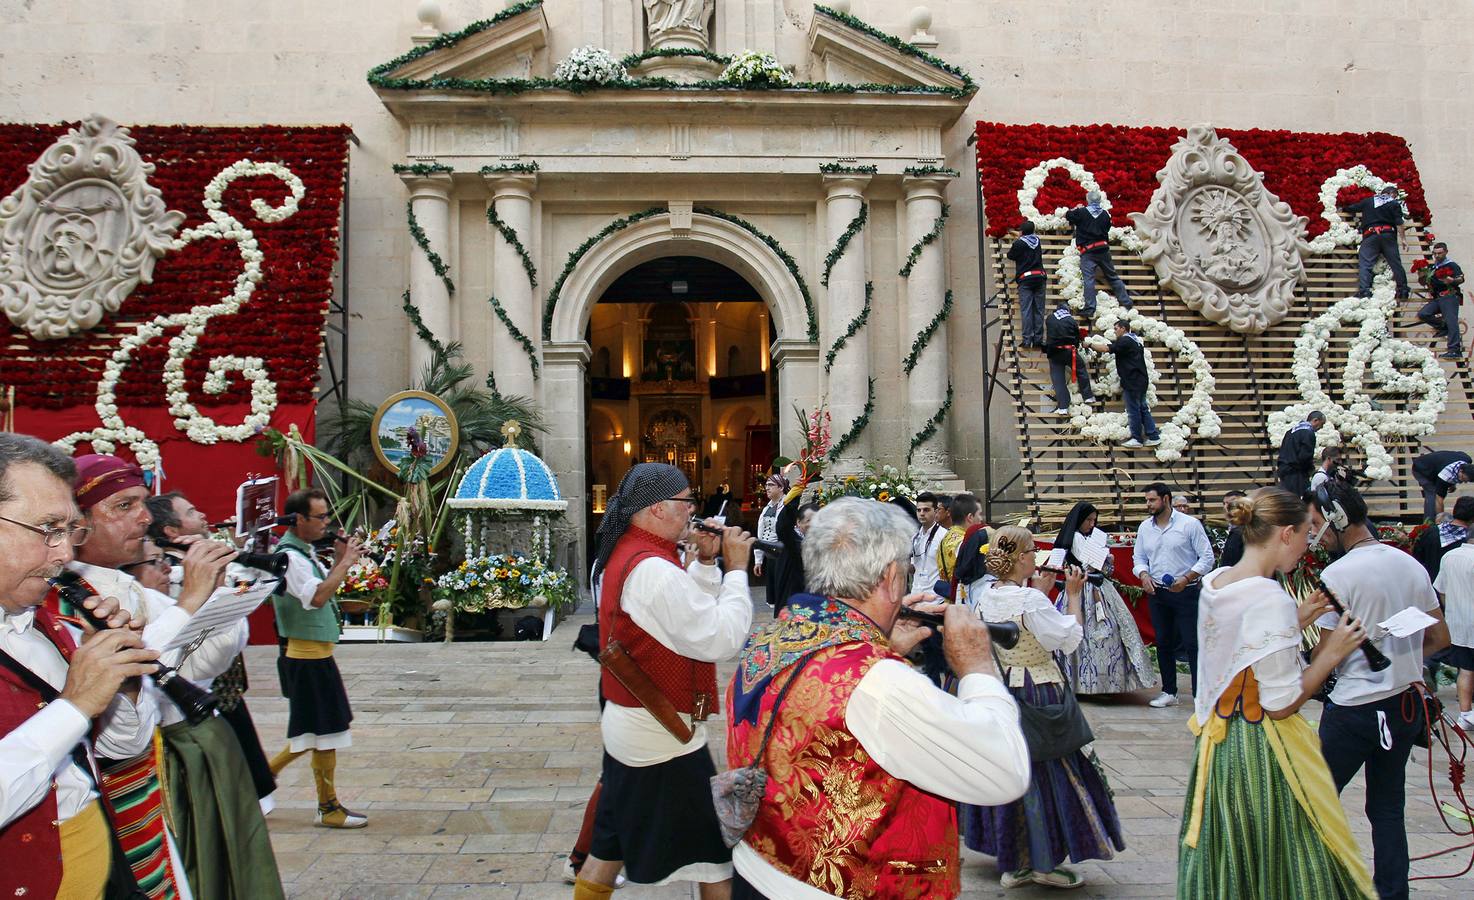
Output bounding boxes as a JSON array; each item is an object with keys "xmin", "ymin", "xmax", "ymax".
[
  {"xmin": 1339, "ymin": 184, "xmax": 1410, "ymax": 299},
  {"xmin": 1007, "ymin": 221, "xmax": 1048, "ymax": 348},
  {"xmin": 1275, "ymin": 411, "xmax": 1324, "ymax": 497},
  {"xmin": 1043, "ymin": 299, "xmax": 1095, "ymax": 415},
  {"xmin": 1417, "ymin": 241, "xmax": 1466, "ymax": 360},
  {"xmin": 1412, "ymin": 449, "xmax": 1474, "ymax": 522},
  {"xmin": 1064, "ymin": 190, "xmax": 1132, "ymax": 316}
]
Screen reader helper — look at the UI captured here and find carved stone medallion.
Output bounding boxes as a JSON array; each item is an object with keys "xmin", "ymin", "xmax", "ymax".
[
  {"xmin": 1131, "ymin": 125, "xmax": 1310, "ymax": 333},
  {"xmin": 0, "ymin": 115, "xmax": 184, "ymax": 340}
]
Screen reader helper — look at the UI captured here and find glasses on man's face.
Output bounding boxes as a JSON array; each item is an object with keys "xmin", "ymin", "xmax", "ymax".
[
  {"xmin": 665, "ymin": 495, "xmax": 700, "ymax": 506},
  {"xmin": 304, "ymin": 512, "xmax": 333, "ymax": 522},
  {"xmin": 0, "ymin": 514, "xmax": 92, "ymax": 548},
  {"xmin": 121, "ymin": 556, "xmax": 170, "ymax": 574}
]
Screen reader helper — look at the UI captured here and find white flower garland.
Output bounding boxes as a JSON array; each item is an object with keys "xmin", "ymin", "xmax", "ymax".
[
  {"xmin": 1267, "ymin": 268, "xmax": 1445, "ymax": 482},
  {"xmin": 1305, "ymin": 165, "xmax": 1411, "ymax": 254},
  {"xmin": 1016, "ymin": 160, "xmax": 1221, "ymax": 461},
  {"xmin": 553, "ymin": 46, "xmax": 627, "ymax": 83},
  {"xmin": 719, "ymin": 51, "xmax": 793, "ymax": 86},
  {"xmin": 57, "ymin": 160, "xmax": 304, "ymax": 467}
]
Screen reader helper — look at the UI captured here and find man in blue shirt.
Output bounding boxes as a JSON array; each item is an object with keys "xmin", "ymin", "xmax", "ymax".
[{"xmin": 1132, "ymin": 482, "xmax": 1214, "ymax": 708}]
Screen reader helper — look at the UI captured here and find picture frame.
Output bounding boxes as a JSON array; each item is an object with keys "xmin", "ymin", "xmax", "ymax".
[{"xmin": 369, "ymin": 389, "xmax": 460, "ymax": 478}]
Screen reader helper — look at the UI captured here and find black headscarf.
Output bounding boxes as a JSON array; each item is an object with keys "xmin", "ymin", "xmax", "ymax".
[
  {"xmin": 1054, "ymin": 501, "xmax": 1099, "ymax": 566},
  {"xmin": 593, "ymin": 463, "xmax": 690, "ymax": 572}
]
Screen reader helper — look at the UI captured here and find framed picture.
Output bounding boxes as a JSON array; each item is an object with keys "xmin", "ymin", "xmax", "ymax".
[{"xmin": 370, "ymin": 390, "xmax": 460, "ymax": 478}]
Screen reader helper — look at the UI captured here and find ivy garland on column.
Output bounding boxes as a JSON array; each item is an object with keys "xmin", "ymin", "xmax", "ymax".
[
  {"xmin": 908, "ymin": 382, "xmax": 953, "ymax": 465},
  {"xmin": 829, "ymin": 378, "xmax": 875, "ymax": 460},
  {"xmin": 898, "ymin": 191, "xmax": 955, "ymax": 459},
  {"xmin": 902, "ymin": 289, "xmax": 953, "ymax": 374},
  {"xmin": 820, "ymin": 202, "xmax": 867, "ymax": 288},
  {"xmin": 487, "ymin": 201, "xmax": 538, "ymax": 287},
  {"xmin": 898, "ymin": 203, "xmax": 949, "ymax": 277},
  {"xmin": 406, "ymin": 203, "xmax": 456, "ymax": 296},
  {"xmin": 542, "ymin": 207, "xmax": 668, "ymax": 340},
  {"xmin": 401, "ymin": 289, "xmax": 446, "ymax": 357},
  {"xmin": 824, "ymin": 281, "xmax": 872, "ymax": 372},
  {"xmin": 483, "ymin": 199, "xmax": 542, "ymax": 381}
]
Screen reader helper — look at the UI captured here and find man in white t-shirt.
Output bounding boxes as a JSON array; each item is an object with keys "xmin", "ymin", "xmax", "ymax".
[
  {"xmin": 1433, "ymin": 536, "xmax": 1474, "ymax": 730},
  {"xmin": 909, "ymin": 491, "xmax": 944, "ymax": 593},
  {"xmin": 1309, "ymin": 483, "xmax": 1450, "ymax": 900}
]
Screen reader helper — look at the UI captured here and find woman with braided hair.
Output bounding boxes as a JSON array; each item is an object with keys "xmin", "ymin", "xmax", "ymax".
[{"xmin": 961, "ymin": 526, "xmax": 1124, "ymax": 890}]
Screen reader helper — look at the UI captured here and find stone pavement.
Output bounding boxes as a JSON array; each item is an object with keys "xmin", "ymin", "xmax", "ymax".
[{"xmin": 247, "ymin": 597, "xmax": 1470, "ymax": 898}]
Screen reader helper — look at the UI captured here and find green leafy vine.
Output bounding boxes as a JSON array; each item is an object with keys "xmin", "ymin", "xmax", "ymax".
[
  {"xmin": 367, "ymin": 1, "xmax": 545, "ymax": 84},
  {"xmin": 902, "ymin": 289, "xmax": 954, "ymax": 375},
  {"xmin": 812, "ymin": 5, "xmax": 975, "ymax": 90},
  {"xmin": 828, "ymin": 378, "xmax": 875, "ymax": 460},
  {"xmin": 487, "ymin": 201, "xmax": 538, "ymax": 288},
  {"xmin": 898, "ymin": 203, "xmax": 949, "ymax": 277},
  {"xmin": 819, "ymin": 162, "xmax": 878, "ymax": 175},
  {"xmin": 620, "ymin": 47, "xmax": 730, "ymax": 69},
  {"xmin": 480, "ymin": 161, "xmax": 540, "ymax": 175},
  {"xmin": 402, "ymin": 289, "xmax": 445, "ymax": 357},
  {"xmin": 487, "ymin": 293, "xmax": 540, "ymax": 380},
  {"xmin": 691, "ymin": 206, "xmax": 818, "ymax": 343},
  {"xmin": 542, "ymin": 208, "xmax": 668, "ymax": 340},
  {"xmin": 821, "ymin": 202, "xmax": 867, "ymax": 289},
  {"xmin": 824, "ymin": 281, "xmax": 872, "ymax": 373},
  {"xmin": 907, "ymin": 382, "xmax": 954, "ymax": 464},
  {"xmin": 903, "ymin": 165, "xmax": 961, "ymax": 178},
  {"xmin": 406, "ymin": 202, "xmax": 455, "ymax": 296},
  {"xmin": 393, "ymin": 162, "xmax": 454, "ymax": 176}
]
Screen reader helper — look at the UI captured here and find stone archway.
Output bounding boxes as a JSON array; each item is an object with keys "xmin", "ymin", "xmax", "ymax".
[{"xmin": 541, "ymin": 210, "xmax": 821, "ymax": 577}]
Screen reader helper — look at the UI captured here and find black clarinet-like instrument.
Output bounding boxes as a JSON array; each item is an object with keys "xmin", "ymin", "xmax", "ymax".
[
  {"xmin": 154, "ymin": 537, "xmax": 289, "ymax": 580},
  {"xmin": 898, "ymin": 606, "xmax": 1021, "ymax": 650},
  {"xmin": 1310, "ymin": 573, "xmax": 1391, "ymax": 672},
  {"xmin": 50, "ymin": 570, "xmax": 219, "ymax": 725},
  {"xmin": 687, "ymin": 517, "xmax": 784, "ymax": 556}
]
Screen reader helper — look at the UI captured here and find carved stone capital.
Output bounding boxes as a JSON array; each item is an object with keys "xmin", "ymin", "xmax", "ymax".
[
  {"xmin": 398, "ymin": 171, "xmax": 454, "ymax": 203},
  {"xmin": 823, "ymin": 173, "xmax": 872, "ymax": 202},
  {"xmin": 902, "ymin": 173, "xmax": 952, "ymax": 204},
  {"xmin": 482, "ymin": 172, "xmax": 537, "ymax": 202}
]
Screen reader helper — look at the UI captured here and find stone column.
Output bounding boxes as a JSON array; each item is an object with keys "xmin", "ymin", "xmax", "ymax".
[
  {"xmin": 902, "ymin": 173, "xmax": 957, "ymax": 479},
  {"xmin": 482, "ymin": 172, "xmax": 539, "ymax": 399},
  {"xmin": 399, "ymin": 172, "xmax": 454, "ymax": 376},
  {"xmin": 822, "ymin": 173, "xmax": 871, "ymax": 472},
  {"xmin": 772, "ymin": 339, "xmax": 822, "ymax": 462},
  {"xmin": 542, "ymin": 340, "xmax": 591, "ymax": 581}
]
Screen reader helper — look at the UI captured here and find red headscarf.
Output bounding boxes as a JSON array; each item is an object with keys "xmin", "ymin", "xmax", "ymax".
[{"xmin": 72, "ymin": 454, "xmax": 146, "ymax": 510}]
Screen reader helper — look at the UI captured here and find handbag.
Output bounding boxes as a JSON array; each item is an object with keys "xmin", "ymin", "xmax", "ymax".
[
  {"xmin": 709, "ymin": 650, "xmax": 821, "ymax": 848},
  {"xmin": 991, "ymin": 645, "xmax": 1093, "ymax": 762}
]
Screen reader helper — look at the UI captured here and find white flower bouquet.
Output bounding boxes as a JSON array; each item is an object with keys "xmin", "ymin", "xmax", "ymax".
[
  {"xmin": 719, "ymin": 51, "xmax": 792, "ymax": 87},
  {"xmin": 553, "ymin": 46, "xmax": 627, "ymax": 84}
]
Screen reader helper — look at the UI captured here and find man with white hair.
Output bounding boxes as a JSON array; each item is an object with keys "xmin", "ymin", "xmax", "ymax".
[
  {"xmin": 1065, "ymin": 190, "xmax": 1133, "ymax": 315},
  {"xmin": 725, "ymin": 498, "xmax": 1032, "ymax": 899}
]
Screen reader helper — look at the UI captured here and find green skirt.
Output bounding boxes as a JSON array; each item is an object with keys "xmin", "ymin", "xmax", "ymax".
[{"xmin": 1177, "ymin": 713, "xmax": 1372, "ymax": 899}]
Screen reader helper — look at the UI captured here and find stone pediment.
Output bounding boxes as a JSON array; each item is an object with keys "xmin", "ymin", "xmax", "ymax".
[
  {"xmin": 807, "ymin": 5, "xmax": 972, "ymax": 93},
  {"xmin": 372, "ymin": 2, "xmax": 549, "ymax": 82}
]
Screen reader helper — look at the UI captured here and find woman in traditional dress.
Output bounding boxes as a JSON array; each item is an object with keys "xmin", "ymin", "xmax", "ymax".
[
  {"xmin": 962, "ymin": 525, "xmax": 1125, "ymax": 890},
  {"xmin": 1053, "ymin": 502, "xmax": 1157, "ymax": 694},
  {"xmin": 1178, "ymin": 487, "xmax": 1375, "ymax": 898},
  {"xmin": 752, "ymin": 473, "xmax": 785, "ymax": 601}
]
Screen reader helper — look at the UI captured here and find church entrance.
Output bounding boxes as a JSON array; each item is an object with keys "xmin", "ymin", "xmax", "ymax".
[{"xmin": 585, "ymin": 255, "xmax": 776, "ymax": 543}]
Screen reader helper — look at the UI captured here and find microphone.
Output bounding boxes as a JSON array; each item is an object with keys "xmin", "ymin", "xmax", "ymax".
[
  {"xmin": 688, "ymin": 517, "xmax": 783, "ymax": 556},
  {"xmin": 153, "ymin": 537, "xmax": 289, "ymax": 581},
  {"xmin": 897, "ymin": 605, "xmax": 1021, "ymax": 650},
  {"xmin": 50, "ymin": 570, "xmax": 219, "ymax": 725},
  {"xmin": 1309, "ymin": 573, "xmax": 1391, "ymax": 672}
]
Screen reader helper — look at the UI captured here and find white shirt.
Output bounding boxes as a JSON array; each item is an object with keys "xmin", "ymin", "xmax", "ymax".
[
  {"xmin": 755, "ymin": 501, "xmax": 781, "ymax": 568},
  {"xmin": 283, "ymin": 546, "xmax": 327, "ymax": 610},
  {"xmin": 599, "ymin": 556, "xmax": 752, "ymax": 767},
  {"xmin": 0, "ymin": 605, "xmax": 160, "ymax": 828},
  {"xmin": 1318, "ymin": 543, "xmax": 1441, "ymax": 705},
  {"xmin": 1310, "ymin": 469, "xmax": 1331, "ymax": 492},
  {"xmin": 911, "ymin": 523, "xmax": 943, "ymax": 593},
  {"xmin": 1434, "ymin": 543, "xmax": 1474, "ymax": 648},
  {"xmin": 1132, "ymin": 510, "xmax": 1215, "ymax": 585},
  {"xmin": 733, "ymin": 665, "xmax": 1031, "ymax": 899}
]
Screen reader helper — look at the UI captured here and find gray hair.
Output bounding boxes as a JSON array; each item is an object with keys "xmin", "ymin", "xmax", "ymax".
[
  {"xmin": 803, "ymin": 497, "xmax": 916, "ymax": 599},
  {"xmin": 1085, "ymin": 190, "xmax": 1102, "ymax": 204},
  {"xmin": 0, "ymin": 433, "xmax": 77, "ymax": 505}
]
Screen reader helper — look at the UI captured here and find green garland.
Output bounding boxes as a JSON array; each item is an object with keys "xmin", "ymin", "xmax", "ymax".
[
  {"xmin": 902, "ymin": 289, "xmax": 953, "ymax": 375},
  {"xmin": 370, "ymin": 74, "xmax": 967, "ymax": 99},
  {"xmin": 620, "ymin": 47, "xmax": 730, "ymax": 69},
  {"xmin": 812, "ymin": 5, "xmax": 975, "ymax": 90},
  {"xmin": 828, "ymin": 378, "xmax": 875, "ymax": 460},
  {"xmin": 367, "ymin": 0, "xmax": 544, "ymax": 84},
  {"xmin": 898, "ymin": 203, "xmax": 949, "ymax": 277},
  {"xmin": 903, "ymin": 164, "xmax": 961, "ymax": 178},
  {"xmin": 480, "ymin": 161, "xmax": 540, "ymax": 175},
  {"xmin": 401, "ymin": 289, "xmax": 445, "ymax": 357},
  {"xmin": 487, "ymin": 292, "xmax": 540, "ymax": 380},
  {"xmin": 487, "ymin": 202, "xmax": 538, "ymax": 288},
  {"xmin": 824, "ymin": 281, "xmax": 872, "ymax": 373},
  {"xmin": 406, "ymin": 202, "xmax": 455, "ymax": 296},
  {"xmin": 907, "ymin": 382, "xmax": 953, "ymax": 464},
  {"xmin": 820, "ymin": 202, "xmax": 867, "ymax": 288},
  {"xmin": 692, "ymin": 206, "xmax": 819, "ymax": 343},
  {"xmin": 392, "ymin": 162, "xmax": 454, "ymax": 176},
  {"xmin": 819, "ymin": 162, "xmax": 878, "ymax": 175},
  {"xmin": 542, "ymin": 207, "xmax": 667, "ymax": 340}
]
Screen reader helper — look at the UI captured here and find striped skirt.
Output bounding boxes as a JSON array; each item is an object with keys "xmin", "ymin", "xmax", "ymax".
[
  {"xmin": 99, "ymin": 750, "xmax": 178, "ymax": 900},
  {"xmin": 1177, "ymin": 712, "xmax": 1375, "ymax": 898}
]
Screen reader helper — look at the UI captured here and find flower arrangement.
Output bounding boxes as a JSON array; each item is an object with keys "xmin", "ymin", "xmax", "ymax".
[
  {"xmin": 552, "ymin": 47, "xmax": 627, "ymax": 84},
  {"xmin": 820, "ymin": 463, "xmax": 928, "ymax": 504},
  {"xmin": 336, "ymin": 558, "xmax": 390, "ymax": 607},
  {"xmin": 433, "ymin": 553, "xmax": 578, "ymax": 614},
  {"xmin": 719, "ymin": 51, "xmax": 793, "ymax": 87},
  {"xmin": 773, "ymin": 403, "xmax": 831, "ymax": 486}
]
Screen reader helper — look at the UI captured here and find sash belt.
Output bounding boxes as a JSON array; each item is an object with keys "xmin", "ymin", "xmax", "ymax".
[{"xmin": 1078, "ymin": 240, "xmax": 1108, "ymax": 252}]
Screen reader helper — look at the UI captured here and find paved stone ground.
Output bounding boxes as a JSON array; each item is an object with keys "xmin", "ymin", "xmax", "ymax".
[{"xmin": 248, "ymin": 595, "xmax": 1471, "ymax": 898}]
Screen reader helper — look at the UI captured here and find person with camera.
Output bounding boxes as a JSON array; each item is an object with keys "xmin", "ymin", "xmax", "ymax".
[
  {"xmin": 724, "ymin": 498, "xmax": 1029, "ymax": 899},
  {"xmin": 0, "ymin": 433, "xmax": 167, "ymax": 900},
  {"xmin": 1309, "ymin": 482, "xmax": 1451, "ymax": 900},
  {"xmin": 1178, "ymin": 487, "xmax": 1375, "ymax": 898},
  {"xmin": 575, "ymin": 463, "xmax": 755, "ymax": 900},
  {"xmin": 58, "ymin": 453, "xmax": 283, "ymax": 897},
  {"xmin": 267, "ymin": 488, "xmax": 366, "ymax": 830},
  {"xmin": 962, "ymin": 526, "xmax": 1123, "ymax": 890}
]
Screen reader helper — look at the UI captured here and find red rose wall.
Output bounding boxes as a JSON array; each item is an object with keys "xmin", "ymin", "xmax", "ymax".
[{"xmin": 0, "ymin": 124, "xmax": 351, "ymax": 518}]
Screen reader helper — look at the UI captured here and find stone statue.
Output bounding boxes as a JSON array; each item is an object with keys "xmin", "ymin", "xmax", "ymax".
[{"xmin": 644, "ymin": 0, "xmax": 715, "ymax": 48}]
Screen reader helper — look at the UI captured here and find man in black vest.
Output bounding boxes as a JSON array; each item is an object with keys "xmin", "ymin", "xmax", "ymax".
[
  {"xmin": 1275, "ymin": 411, "xmax": 1324, "ymax": 496},
  {"xmin": 1064, "ymin": 191, "xmax": 1132, "ymax": 316},
  {"xmin": 1339, "ymin": 184, "xmax": 1411, "ymax": 299},
  {"xmin": 1412, "ymin": 449, "xmax": 1474, "ymax": 522},
  {"xmin": 1093, "ymin": 319, "xmax": 1159, "ymax": 448},
  {"xmin": 1043, "ymin": 299, "xmax": 1095, "ymax": 415},
  {"xmin": 1007, "ymin": 221, "xmax": 1047, "ymax": 348},
  {"xmin": 1416, "ymin": 241, "xmax": 1466, "ymax": 359}
]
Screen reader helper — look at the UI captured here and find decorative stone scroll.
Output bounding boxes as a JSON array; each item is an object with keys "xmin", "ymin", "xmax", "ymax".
[
  {"xmin": 0, "ymin": 115, "xmax": 184, "ymax": 340},
  {"xmin": 1131, "ymin": 124, "xmax": 1310, "ymax": 333}
]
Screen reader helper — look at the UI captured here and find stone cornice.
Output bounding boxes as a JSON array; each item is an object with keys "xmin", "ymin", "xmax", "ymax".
[{"xmin": 808, "ymin": 8, "xmax": 970, "ymax": 93}]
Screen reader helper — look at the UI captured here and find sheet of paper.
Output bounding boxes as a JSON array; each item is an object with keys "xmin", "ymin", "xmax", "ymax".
[
  {"xmin": 1377, "ymin": 606, "xmax": 1439, "ymax": 639},
  {"xmin": 1074, "ymin": 531, "xmax": 1110, "ymax": 571},
  {"xmin": 1041, "ymin": 548, "xmax": 1068, "ymax": 570},
  {"xmin": 159, "ymin": 578, "xmax": 278, "ymax": 652}
]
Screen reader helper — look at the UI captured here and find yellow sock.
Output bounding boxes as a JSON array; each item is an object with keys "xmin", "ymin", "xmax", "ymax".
[
  {"xmin": 573, "ymin": 878, "xmax": 615, "ymax": 900},
  {"xmin": 268, "ymin": 744, "xmax": 306, "ymax": 776},
  {"xmin": 310, "ymin": 749, "xmax": 337, "ymax": 806}
]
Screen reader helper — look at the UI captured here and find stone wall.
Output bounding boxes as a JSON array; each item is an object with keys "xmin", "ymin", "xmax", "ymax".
[{"xmin": 2, "ymin": 0, "xmax": 1469, "ymax": 494}]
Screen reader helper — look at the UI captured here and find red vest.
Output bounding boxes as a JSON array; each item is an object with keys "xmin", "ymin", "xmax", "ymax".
[
  {"xmin": 727, "ymin": 642, "xmax": 961, "ymax": 899},
  {"xmin": 598, "ymin": 526, "xmax": 718, "ymax": 717},
  {"xmin": 0, "ymin": 605, "xmax": 81, "ymax": 899}
]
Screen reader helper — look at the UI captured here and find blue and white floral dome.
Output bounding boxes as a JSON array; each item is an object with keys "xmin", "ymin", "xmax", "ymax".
[{"xmin": 449, "ymin": 422, "xmax": 567, "ymax": 512}]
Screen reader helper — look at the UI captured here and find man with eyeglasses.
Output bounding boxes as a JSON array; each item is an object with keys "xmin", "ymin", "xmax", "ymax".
[
  {"xmin": 58, "ymin": 453, "xmax": 283, "ymax": 898},
  {"xmin": 267, "ymin": 488, "xmax": 367, "ymax": 830},
  {"xmin": 0, "ymin": 433, "xmax": 164, "ymax": 899},
  {"xmin": 574, "ymin": 463, "xmax": 755, "ymax": 900}
]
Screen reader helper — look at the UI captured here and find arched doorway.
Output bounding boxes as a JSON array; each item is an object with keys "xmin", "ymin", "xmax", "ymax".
[{"xmin": 585, "ymin": 256, "xmax": 776, "ymax": 548}]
